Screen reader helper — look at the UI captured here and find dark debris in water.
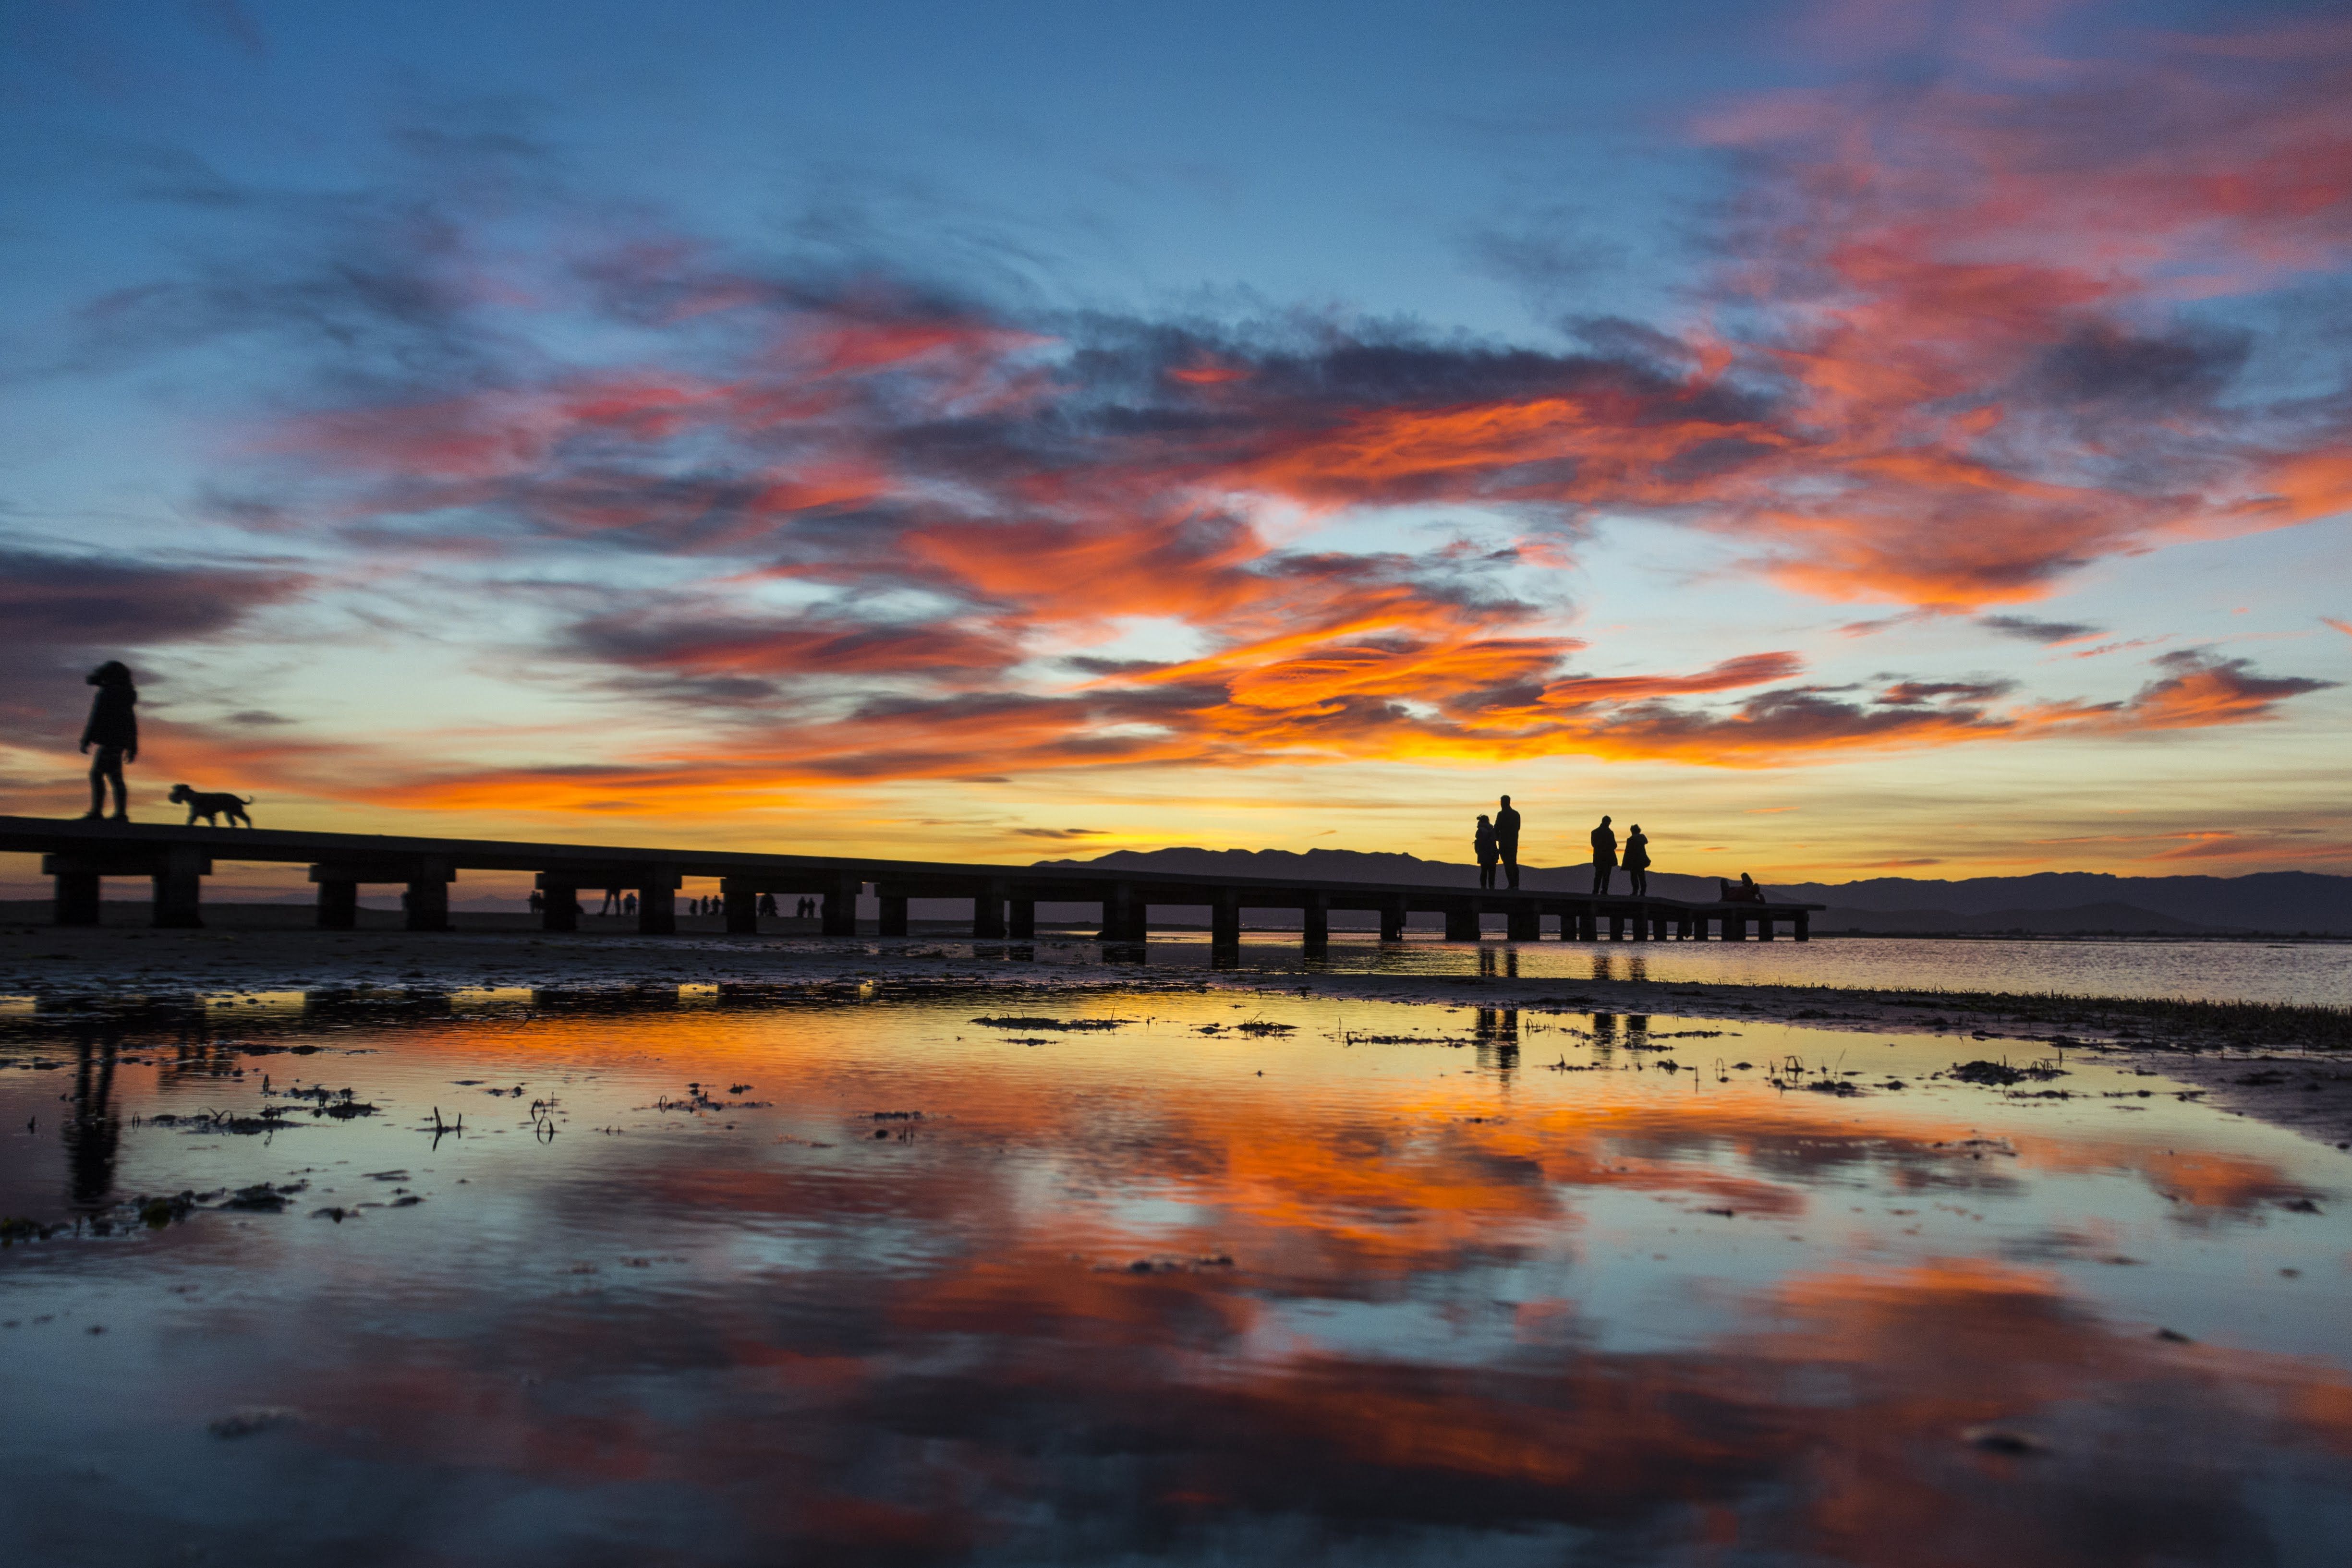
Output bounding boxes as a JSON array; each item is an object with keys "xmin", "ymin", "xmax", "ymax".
[
  {"xmin": 970, "ymin": 1016, "xmax": 1128, "ymax": 1030},
  {"xmin": 1962, "ymin": 1426, "xmax": 2049, "ymax": 1456},
  {"xmin": 221, "ymin": 1181, "xmax": 309, "ymax": 1213},
  {"xmin": 208, "ymin": 1407, "xmax": 301, "ymax": 1439},
  {"xmin": 146, "ymin": 1108, "xmax": 301, "ymax": 1135},
  {"xmin": 1107, "ymin": 1254, "xmax": 1236, "ymax": 1275},
  {"xmin": 1946, "ymin": 1059, "xmax": 2069, "ymax": 1087}
]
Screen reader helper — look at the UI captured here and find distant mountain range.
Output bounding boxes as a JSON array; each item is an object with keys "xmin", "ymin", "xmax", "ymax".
[{"xmin": 1033, "ymin": 849, "xmax": 2352, "ymax": 935}]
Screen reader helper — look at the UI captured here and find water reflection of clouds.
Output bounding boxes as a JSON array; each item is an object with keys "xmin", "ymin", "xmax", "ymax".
[{"xmin": 2, "ymin": 990, "xmax": 2348, "ymax": 1561}]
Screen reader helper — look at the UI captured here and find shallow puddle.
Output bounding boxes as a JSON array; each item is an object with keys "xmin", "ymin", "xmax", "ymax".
[{"xmin": 3, "ymin": 987, "xmax": 2349, "ymax": 1564}]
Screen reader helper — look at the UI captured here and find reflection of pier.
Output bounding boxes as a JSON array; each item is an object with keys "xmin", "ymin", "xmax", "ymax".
[{"xmin": 3, "ymin": 815, "xmax": 1821, "ymax": 945}]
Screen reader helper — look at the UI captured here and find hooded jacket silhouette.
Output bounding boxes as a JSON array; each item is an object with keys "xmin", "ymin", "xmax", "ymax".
[{"xmin": 82, "ymin": 669, "xmax": 138, "ymax": 752}]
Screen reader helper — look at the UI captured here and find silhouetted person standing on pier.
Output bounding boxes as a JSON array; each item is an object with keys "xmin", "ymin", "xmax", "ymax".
[
  {"xmin": 1495, "ymin": 795, "xmax": 1522, "ymax": 890},
  {"xmin": 1474, "ymin": 815, "xmax": 1499, "ymax": 890},
  {"xmin": 1589, "ymin": 814, "xmax": 1617, "ymax": 894},
  {"xmin": 79, "ymin": 662, "xmax": 138, "ymax": 821},
  {"xmin": 1624, "ymin": 823, "xmax": 1650, "ymax": 896}
]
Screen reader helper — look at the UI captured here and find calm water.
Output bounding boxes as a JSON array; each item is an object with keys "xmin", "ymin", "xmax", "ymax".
[
  {"xmin": 4, "ymin": 987, "xmax": 2349, "ymax": 1565},
  {"xmin": 714, "ymin": 929, "xmax": 2352, "ymax": 1007}
]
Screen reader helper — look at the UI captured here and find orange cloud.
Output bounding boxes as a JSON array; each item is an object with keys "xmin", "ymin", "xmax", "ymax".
[{"xmin": 21, "ymin": 13, "xmax": 2338, "ymax": 828}]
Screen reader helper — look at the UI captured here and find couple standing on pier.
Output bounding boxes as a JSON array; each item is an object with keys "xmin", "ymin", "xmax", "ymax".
[{"xmin": 1474, "ymin": 797, "xmax": 1649, "ymax": 896}]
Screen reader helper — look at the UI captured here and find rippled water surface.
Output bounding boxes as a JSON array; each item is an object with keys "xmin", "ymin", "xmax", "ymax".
[
  {"xmin": 933, "ymin": 929, "xmax": 2352, "ymax": 1006},
  {"xmin": 5, "ymin": 987, "xmax": 2350, "ymax": 1565}
]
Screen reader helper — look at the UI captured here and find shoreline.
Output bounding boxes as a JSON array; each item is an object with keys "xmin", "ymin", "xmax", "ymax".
[
  {"xmin": 8, "ymin": 900, "xmax": 2349, "ymax": 946},
  {"xmin": 5, "ymin": 919, "xmax": 2348, "ymax": 1148}
]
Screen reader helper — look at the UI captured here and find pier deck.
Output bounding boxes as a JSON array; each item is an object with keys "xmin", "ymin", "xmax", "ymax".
[{"xmin": 0, "ymin": 816, "xmax": 1821, "ymax": 942}]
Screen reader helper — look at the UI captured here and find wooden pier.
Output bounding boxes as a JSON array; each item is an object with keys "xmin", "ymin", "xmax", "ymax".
[{"xmin": 0, "ymin": 816, "xmax": 1821, "ymax": 943}]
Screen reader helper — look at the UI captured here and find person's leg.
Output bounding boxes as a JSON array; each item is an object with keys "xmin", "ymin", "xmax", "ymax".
[
  {"xmin": 1504, "ymin": 847, "xmax": 1518, "ymax": 889},
  {"xmin": 99, "ymin": 748, "xmax": 128, "ymax": 818},
  {"xmin": 85, "ymin": 751, "xmax": 108, "ymax": 818}
]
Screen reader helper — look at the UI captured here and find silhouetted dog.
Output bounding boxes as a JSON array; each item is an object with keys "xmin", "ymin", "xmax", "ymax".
[{"xmin": 169, "ymin": 784, "xmax": 255, "ymax": 828}]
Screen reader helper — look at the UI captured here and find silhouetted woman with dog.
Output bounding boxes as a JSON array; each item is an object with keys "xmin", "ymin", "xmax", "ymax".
[{"xmin": 80, "ymin": 662, "xmax": 138, "ymax": 822}]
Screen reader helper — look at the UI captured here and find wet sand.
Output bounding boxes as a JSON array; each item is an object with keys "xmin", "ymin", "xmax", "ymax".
[
  {"xmin": 5, "ymin": 969, "xmax": 2349, "ymax": 1564},
  {"xmin": 7, "ymin": 914, "xmax": 2349, "ymax": 1149}
]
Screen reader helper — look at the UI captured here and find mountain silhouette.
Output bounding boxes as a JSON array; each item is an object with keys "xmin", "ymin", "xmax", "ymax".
[{"xmin": 1031, "ymin": 849, "xmax": 2352, "ymax": 935}]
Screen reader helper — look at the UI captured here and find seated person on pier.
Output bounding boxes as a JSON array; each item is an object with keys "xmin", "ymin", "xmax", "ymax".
[{"xmin": 1717, "ymin": 873, "xmax": 1766, "ymax": 903}]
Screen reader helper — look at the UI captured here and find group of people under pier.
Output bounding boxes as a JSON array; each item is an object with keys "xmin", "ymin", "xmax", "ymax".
[
  {"xmin": 520, "ymin": 888, "xmax": 831, "ymax": 919},
  {"xmin": 1472, "ymin": 795, "xmax": 1764, "ymax": 904}
]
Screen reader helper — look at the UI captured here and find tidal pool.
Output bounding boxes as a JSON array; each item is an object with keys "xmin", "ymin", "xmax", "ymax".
[{"xmin": 3, "ymin": 987, "xmax": 2349, "ymax": 1565}]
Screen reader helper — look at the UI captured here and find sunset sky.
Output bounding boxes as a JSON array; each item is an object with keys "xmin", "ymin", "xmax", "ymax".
[{"xmin": 3, "ymin": 0, "xmax": 2348, "ymax": 886}]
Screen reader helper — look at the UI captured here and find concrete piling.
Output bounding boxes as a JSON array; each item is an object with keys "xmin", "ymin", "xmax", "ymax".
[
  {"xmin": 820, "ymin": 874, "xmax": 860, "ymax": 937},
  {"xmin": 1212, "ymin": 889, "xmax": 1242, "ymax": 947},
  {"xmin": 975, "ymin": 879, "xmax": 1008, "ymax": 939}
]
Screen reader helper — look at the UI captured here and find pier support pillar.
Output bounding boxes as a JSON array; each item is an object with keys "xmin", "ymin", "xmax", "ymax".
[
  {"xmin": 315, "ymin": 879, "xmax": 358, "ymax": 931},
  {"xmin": 1794, "ymin": 912, "xmax": 1809, "ymax": 942},
  {"xmin": 1379, "ymin": 897, "xmax": 1407, "ymax": 942},
  {"xmin": 1726, "ymin": 915, "xmax": 1746, "ymax": 941},
  {"xmin": 149, "ymin": 845, "xmax": 207, "ymax": 930},
  {"xmin": 535, "ymin": 877, "xmax": 579, "ymax": 933},
  {"xmin": 635, "ymin": 881, "xmax": 676, "ymax": 936},
  {"xmin": 1099, "ymin": 882, "xmax": 1142, "ymax": 943},
  {"xmin": 1572, "ymin": 911, "xmax": 1594, "ymax": 941},
  {"xmin": 1444, "ymin": 903, "xmax": 1482, "ymax": 942},
  {"xmin": 1506, "ymin": 906, "xmax": 1540, "ymax": 942},
  {"xmin": 1677, "ymin": 916, "xmax": 1693, "ymax": 941},
  {"xmin": 1630, "ymin": 910, "xmax": 1650, "ymax": 941},
  {"xmin": 402, "ymin": 871, "xmax": 451, "ymax": 933},
  {"xmin": 1757, "ymin": 912, "xmax": 1775, "ymax": 941},
  {"xmin": 821, "ymin": 874, "xmax": 861, "ymax": 937},
  {"xmin": 52, "ymin": 870, "xmax": 102, "ymax": 927},
  {"xmin": 723, "ymin": 880, "xmax": 759, "ymax": 935},
  {"xmin": 878, "ymin": 893, "xmax": 909, "ymax": 937},
  {"xmin": 1009, "ymin": 899, "xmax": 1035, "ymax": 940},
  {"xmin": 975, "ymin": 880, "xmax": 1008, "ymax": 940},
  {"xmin": 1302, "ymin": 891, "xmax": 1329, "ymax": 948},
  {"xmin": 1211, "ymin": 890, "xmax": 1241, "ymax": 948},
  {"xmin": 1607, "ymin": 913, "xmax": 1625, "ymax": 941}
]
